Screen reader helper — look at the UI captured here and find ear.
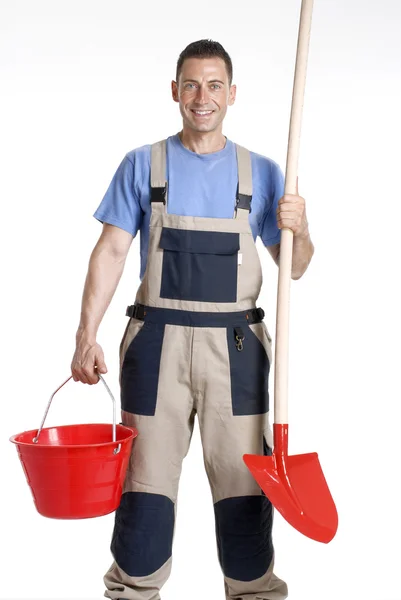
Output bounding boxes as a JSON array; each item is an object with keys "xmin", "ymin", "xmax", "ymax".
[
  {"xmin": 171, "ymin": 80, "xmax": 179, "ymax": 103},
  {"xmin": 228, "ymin": 84, "xmax": 237, "ymax": 106}
]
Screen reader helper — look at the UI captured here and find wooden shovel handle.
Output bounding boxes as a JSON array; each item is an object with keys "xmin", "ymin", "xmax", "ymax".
[{"xmin": 274, "ymin": 0, "xmax": 314, "ymax": 424}]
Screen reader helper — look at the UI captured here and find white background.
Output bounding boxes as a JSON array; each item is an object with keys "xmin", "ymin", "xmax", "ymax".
[{"xmin": 1, "ymin": 0, "xmax": 401, "ymax": 598}]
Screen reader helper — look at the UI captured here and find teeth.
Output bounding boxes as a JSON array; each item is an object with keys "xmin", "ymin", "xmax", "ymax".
[{"xmin": 193, "ymin": 110, "xmax": 212, "ymax": 115}]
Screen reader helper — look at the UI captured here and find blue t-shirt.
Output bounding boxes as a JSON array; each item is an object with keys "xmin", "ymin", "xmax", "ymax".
[{"xmin": 93, "ymin": 133, "xmax": 284, "ymax": 280}]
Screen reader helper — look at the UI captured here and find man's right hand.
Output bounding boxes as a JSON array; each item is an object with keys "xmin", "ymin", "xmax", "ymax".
[{"xmin": 71, "ymin": 338, "xmax": 108, "ymax": 385}]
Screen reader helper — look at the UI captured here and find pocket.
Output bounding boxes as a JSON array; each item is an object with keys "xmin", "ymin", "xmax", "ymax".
[
  {"xmin": 159, "ymin": 227, "xmax": 240, "ymax": 303},
  {"xmin": 119, "ymin": 318, "xmax": 144, "ymax": 372},
  {"xmin": 119, "ymin": 318, "xmax": 132, "ymax": 365},
  {"xmin": 260, "ymin": 321, "xmax": 273, "ymax": 365},
  {"xmin": 227, "ymin": 323, "xmax": 270, "ymax": 416},
  {"xmin": 262, "ymin": 322, "xmax": 273, "ymax": 344},
  {"xmin": 120, "ymin": 321, "xmax": 165, "ymax": 416}
]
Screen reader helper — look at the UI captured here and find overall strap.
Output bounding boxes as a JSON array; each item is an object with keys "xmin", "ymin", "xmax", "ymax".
[
  {"xmin": 235, "ymin": 143, "xmax": 253, "ymax": 221},
  {"xmin": 150, "ymin": 138, "xmax": 253, "ymax": 220},
  {"xmin": 150, "ymin": 139, "xmax": 168, "ymax": 214}
]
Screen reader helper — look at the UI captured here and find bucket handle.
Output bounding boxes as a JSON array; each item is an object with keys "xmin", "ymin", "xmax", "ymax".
[{"xmin": 32, "ymin": 372, "xmax": 121, "ymax": 455}]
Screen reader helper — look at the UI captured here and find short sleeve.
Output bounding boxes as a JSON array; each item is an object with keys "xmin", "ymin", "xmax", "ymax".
[
  {"xmin": 259, "ymin": 160, "xmax": 285, "ymax": 247},
  {"xmin": 93, "ymin": 155, "xmax": 143, "ymax": 237}
]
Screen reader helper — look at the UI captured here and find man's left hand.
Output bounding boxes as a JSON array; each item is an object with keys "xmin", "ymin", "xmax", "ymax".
[{"xmin": 276, "ymin": 177, "xmax": 309, "ymax": 238}]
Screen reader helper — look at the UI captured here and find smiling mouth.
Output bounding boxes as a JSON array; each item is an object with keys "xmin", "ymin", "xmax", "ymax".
[{"xmin": 191, "ymin": 110, "xmax": 214, "ymax": 117}]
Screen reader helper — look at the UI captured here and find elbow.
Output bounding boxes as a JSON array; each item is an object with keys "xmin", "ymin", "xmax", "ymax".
[
  {"xmin": 291, "ymin": 265, "xmax": 308, "ymax": 280},
  {"xmin": 291, "ymin": 245, "xmax": 315, "ymax": 280}
]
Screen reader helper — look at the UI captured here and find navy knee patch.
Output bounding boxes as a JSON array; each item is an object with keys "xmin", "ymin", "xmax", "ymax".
[
  {"xmin": 111, "ymin": 492, "xmax": 175, "ymax": 577},
  {"xmin": 214, "ymin": 495, "xmax": 273, "ymax": 581}
]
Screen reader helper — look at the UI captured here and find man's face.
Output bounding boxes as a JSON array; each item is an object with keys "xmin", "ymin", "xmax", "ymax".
[{"xmin": 172, "ymin": 57, "xmax": 236, "ymax": 134}]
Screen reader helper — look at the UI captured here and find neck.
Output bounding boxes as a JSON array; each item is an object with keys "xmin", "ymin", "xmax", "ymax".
[{"xmin": 178, "ymin": 128, "xmax": 227, "ymax": 155}]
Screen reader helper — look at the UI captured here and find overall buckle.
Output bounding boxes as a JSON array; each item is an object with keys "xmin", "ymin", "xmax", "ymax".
[
  {"xmin": 247, "ymin": 307, "xmax": 265, "ymax": 323},
  {"xmin": 125, "ymin": 304, "xmax": 146, "ymax": 320}
]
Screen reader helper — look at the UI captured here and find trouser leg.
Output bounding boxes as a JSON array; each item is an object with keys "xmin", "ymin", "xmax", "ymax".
[
  {"xmin": 104, "ymin": 322, "xmax": 195, "ymax": 600},
  {"xmin": 196, "ymin": 322, "xmax": 288, "ymax": 600}
]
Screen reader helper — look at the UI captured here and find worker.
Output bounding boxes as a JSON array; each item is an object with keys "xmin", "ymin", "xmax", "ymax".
[{"xmin": 71, "ymin": 39, "xmax": 314, "ymax": 600}]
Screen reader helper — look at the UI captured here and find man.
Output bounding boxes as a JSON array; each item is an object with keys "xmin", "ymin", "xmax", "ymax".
[{"xmin": 71, "ymin": 39, "xmax": 313, "ymax": 600}]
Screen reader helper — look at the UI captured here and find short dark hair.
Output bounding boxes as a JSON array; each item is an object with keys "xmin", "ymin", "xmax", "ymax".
[{"xmin": 176, "ymin": 39, "xmax": 233, "ymax": 86}]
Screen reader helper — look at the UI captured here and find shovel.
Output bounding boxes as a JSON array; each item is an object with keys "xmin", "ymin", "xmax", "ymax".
[{"xmin": 243, "ymin": 0, "xmax": 338, "ymax": 544}]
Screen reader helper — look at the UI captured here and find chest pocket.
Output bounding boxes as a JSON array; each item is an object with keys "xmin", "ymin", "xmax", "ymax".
[{"xmin": 159, "ymin": 227, "xmax": 240, "ymax": 303}]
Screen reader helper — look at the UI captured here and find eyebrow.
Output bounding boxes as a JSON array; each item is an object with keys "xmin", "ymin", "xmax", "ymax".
[{"xmin": 183, "ymin": 79, "xmax": 225, "ymax": 85}]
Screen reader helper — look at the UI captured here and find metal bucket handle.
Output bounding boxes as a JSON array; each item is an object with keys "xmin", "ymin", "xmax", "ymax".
[{"xmin": 32, "ymin": 372, "xmax": 121, "ymax": 454}]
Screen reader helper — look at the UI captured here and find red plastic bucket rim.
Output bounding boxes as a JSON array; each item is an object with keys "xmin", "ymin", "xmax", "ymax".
[{"xmin": 10, "ymin": 422, "xmax": 137, "ymax": 449}]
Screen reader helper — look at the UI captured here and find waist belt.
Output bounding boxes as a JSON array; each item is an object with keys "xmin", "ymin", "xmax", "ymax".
[{"xmin": 125, "ymin": 304, "xmax": 265, "ymax": 327}]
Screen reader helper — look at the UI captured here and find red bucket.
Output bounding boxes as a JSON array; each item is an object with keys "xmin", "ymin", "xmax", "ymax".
[{"xmin": 10, "ymin": 374, "xmax": 137, "ymax": 519}]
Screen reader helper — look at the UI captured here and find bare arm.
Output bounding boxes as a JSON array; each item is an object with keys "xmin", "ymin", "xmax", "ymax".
[
  {"xmin": 267, "ymin": 228, "xmax": 314, "ymax": 280},
  {"xmin": 267, "ymin": 179, "xmax": 314, "ymax": 279},
  {"xmin": 290, "ymin": 228, "xmax": 314, "ymax": 279},
  {"xmin": 266, "ymin": 243, "xmax": 280, "ymax": 266},
  {"xmin": 71, "ymin": 224, "xmax": 134, "ymax": 384}
]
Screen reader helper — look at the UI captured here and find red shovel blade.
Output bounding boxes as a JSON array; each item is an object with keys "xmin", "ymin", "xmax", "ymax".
[{"xmin": 243, "ymin": 425, "xmax": 338, "ymax": 543}]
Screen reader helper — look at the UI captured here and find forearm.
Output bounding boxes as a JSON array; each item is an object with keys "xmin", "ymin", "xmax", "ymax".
[
  {"xmin": 76, "ymin": 244, "xmax": 126, "ymax": 343},
  {"xmin": 291, "ymin": 228, "xmax": 314, "ymax": 279}
]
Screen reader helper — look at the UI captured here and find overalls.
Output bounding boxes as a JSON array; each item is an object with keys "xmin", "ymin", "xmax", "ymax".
[{"xmin": 103, "ymin": 139, "xmax": 288, "ymax": 600}]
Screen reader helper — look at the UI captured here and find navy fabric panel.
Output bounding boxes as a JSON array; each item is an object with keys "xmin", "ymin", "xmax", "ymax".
[
  {"xmin": 128, "ymin": 305, "xmax": 264, "ymax": 327},
  {"xmin": 262, "ymin": 436, "xmax": 273, "ymax": 500},
  {"xmin": 214, "ymin": 495, "xmax": 274, "ymax": 582},
  {"xmin": 161, "ymin": 252, "xmax": 238, "ymax": 302},
  {"xmin": 263, "ymin": 435, "xmax": 273, "ymax": 456},
  {"xmin": 159, "ymin": 228, "xmax": 239, "ymax": 303},
  {"xmin": 121, "ymin": 322, "xmax": 165, "ymax": 415},
  {"xmin": 227, "ymin": 324, "xmax": 270, "ymax": 415},
  {"xmin": 159, "ymin": 227, "xmax": 240, "ymax": 255},
  {"xmin": 111, "ymin": 492, "xmax": 174, "ymax": 578}
]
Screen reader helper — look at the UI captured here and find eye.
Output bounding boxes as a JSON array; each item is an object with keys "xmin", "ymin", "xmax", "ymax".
[
  {"xmin": 184, "ymin": 83, "xmax": 196, "ymax": 89},
  {"xmin": 211, "ymin": 84, "xmax": 222, "ymax": 90}
]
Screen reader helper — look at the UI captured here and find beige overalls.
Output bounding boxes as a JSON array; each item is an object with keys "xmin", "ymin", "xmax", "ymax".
[{"xmin": 103, "ymin": 139, "xmax": 288, "ymax": 600}]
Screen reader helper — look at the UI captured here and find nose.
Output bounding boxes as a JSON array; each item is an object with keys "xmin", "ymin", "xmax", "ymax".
[{"xmin": 195, "ymin": 84, "xmax": 210, "ymax": 104}]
